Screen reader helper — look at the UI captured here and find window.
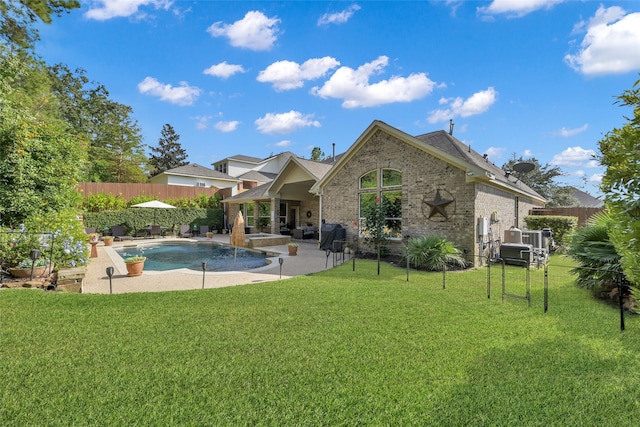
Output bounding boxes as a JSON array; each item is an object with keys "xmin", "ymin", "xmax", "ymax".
[
  {"xmin": 196, "ymin": 182, "xmax": 206, "ymax": 187},
  {"xmin": 358, "ymin": 169, "xmax": 402, "ymax": 239},
  {"xmin": 258, "ymin": 202, "xmax": 270, "ymax": 230},
  {"xmin": 240, "ymin": 203, "xmax": 255, "ymax": 226}
]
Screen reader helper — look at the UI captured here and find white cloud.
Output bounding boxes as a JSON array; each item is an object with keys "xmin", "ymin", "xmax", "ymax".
[
  {"xmin": 553, "ymin": 124, "xmax": 588, "ymax": 137},
  {"xmin": 214, "ymin": 121, "xmax": 240, "ymax": 132},
  {"xmin": 478, "ymin": 0, "xmax": 564, "ymax": 18},
  {"xmin": 318, "ymin": 4, "xmax": 361, "ymax": 26},
  {"xmin": 485, "ymin": 146, "xmax": 505, "ymax": 159},
  {"xmin": 523, "ymin": 149, "xmax": 533, "ymax": 156},
  {"xmin": 274, "ymin": 140, "xmax": 293, "ymax": 148},
  {"xmin": 207, "ymin": 11, "xmax": 280, "ymax": 51},
  {"xmin": 137, "ymin": 77, "xmax": 200, "ymax": 106},
  {"xmin": 193, "ymin": 115, "xmax": 212, "ymax": 130},
  {"xmin": 565, "ymin": 6, "xmax": 640, "ymax": 76},
  {"xmin": 427, "ymin": 87, "xmax": 497, "ymax": 123},
  {"xmin": 311, "ymin": 56, "xmax": 438, "ymax": 108},
  {"xmin": 257, "ymin": 57, "xmax": 340, "ymax": 91},
  {"xmin": 550, "ymin": 146, "xmax": 597, "ymax": 167},
  {"xmin": 589, "ymin": 173, "xmax": 603, "ymax": 183},
  {"xmin": 255, "ymin": 111, "xmax": 321, "ymax": 135},
  {"xmin": 84, "ymin": 0, "xmax": 173, "ymax": 20},
  {"xmin": 203, "ymin": 62, "xmax": 246, "ymax": 79}
]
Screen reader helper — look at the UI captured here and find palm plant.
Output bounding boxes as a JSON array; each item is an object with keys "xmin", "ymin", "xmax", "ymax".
[
  {"xmin": 404, "ymin": 235, "xmax": 468, "ymax": 271},
  {"xmin": 566, "ymin": 211, "xmax": 621, "ymax": 290}
]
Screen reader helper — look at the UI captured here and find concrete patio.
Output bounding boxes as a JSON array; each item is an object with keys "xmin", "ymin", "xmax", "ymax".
[{"xmin": 82, "ymin": 235, "xmax": 343, "ymax": 294}]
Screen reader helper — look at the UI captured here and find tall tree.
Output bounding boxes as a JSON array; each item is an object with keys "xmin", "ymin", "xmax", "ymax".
[
  {"xmin": 48, "ymin": 64, "xmax": 148, "ymax": 182},
  {"xmin": 0, "ymin": 47, "xmax": 85, "ymax": 226},
  {"xmin": 0, "ymin": 0, "xmax": 79, "ymax": 51},
  {"xmin": 149, "ymin": 123, "xmax": 188, "ymax": 176},
  {"xmin": 597, "ymin": 75, "xmax": 640, "ymax": 286},
  {"xmin": 310, "ymin": 146, "xmax": 326, "ymax": 161},
  {"xmin": 501, "ymin": 156, "xmax": 575, "ymax": 207}
]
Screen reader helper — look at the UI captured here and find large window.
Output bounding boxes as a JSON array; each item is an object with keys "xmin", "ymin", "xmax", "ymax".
[{"xmin": 358, "ymin": 169, "xmax": 402, "ymax": 239}]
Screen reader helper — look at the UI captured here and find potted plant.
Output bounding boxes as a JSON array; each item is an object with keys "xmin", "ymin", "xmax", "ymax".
[
  {"xmin": 124, "ymin": 256, "xmax": 146, "ymax": 277},
  {"xmin": 287, "ymin": 242, "xmax": 299, "ymax": 256},
  {"xmin": 102, "ymin": 236, "xmax": 114, "ymax": 246},
  {"xmin": 9, "ymin": 258, "xmax": 54, "ymax": 278},
  {"xmin": 88, "ymin": 232, "xmax": 99, "ymax": 242}
]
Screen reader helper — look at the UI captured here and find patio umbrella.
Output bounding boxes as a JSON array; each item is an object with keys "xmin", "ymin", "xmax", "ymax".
[
  {"xmin": 131, "ymin": 200, "xmax": 176, "ymax": 225},
  {"xmin": 230, "ymin": 211, "xmax": 246, "ymax": 247}
]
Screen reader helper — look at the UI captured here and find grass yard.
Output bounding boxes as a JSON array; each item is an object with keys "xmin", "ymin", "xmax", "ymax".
[{"xmin": 1, "ymin": 255, "xmax": 638, "ymax": 425}]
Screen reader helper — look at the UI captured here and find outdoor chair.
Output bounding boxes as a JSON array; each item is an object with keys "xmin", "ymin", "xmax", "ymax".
[
  {"xmin": 150, "ymin": 225, "xmax": 162, "ymax": 238},
  {"xmin": 179, "ymin": 224, "xmax": 192, "ymax": 238},
  {"xmin": 84, "ymin": 227, "xmax": 97, "ymax": 235},
  {"xmin": 111, "ymin": 225, "xmax": 133, "ymax": 241},
  {"xmin": 199, "ymin": 225, "xmax": 209, "ymax": 236}
]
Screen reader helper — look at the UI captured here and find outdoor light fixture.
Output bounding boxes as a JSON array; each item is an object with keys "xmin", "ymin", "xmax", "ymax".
[
  {"xmin": 278, "ymin": 257, "xmax": 283, "ymax": 279},
  {"xmin": 29, "ymin": 249, "xmax": 40, "ymax": 280},
  {"xmin": 106, "ymin": 266, "xmax": 114, "ymax": 294},
  {"xmin": 201, "ymin": 262, "xmax": 207, "ymax": 289}
]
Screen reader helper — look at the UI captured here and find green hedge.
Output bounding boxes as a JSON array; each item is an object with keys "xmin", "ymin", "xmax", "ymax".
[
  {"xmin": 523, "ymin": 215, "xmax": 578, "ymax": 246},
  {"xmin": 82, "ymin": 208, "xmax": 224, "ymax": 236}
]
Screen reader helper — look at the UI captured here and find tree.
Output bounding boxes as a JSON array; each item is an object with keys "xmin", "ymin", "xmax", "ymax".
[
  {"xmin": 597, "ymin": 75, "xmax": 640, "ymax": 286},
  {"xmin": 149, "ymin": 124, "xmax": 188, "ymax": 176},
  {"xmin": 47, "ymin": 64, "xmax": 149, "ymax": 182},
  {"xmin": 501, "ymin": 156, "xmax": 575, "ymax": 207},
  {"xmin": 310, "ymin": 146, "xmax": 326, "ymax": 161},
  {"xmin": 0, "ymin": 51, "xmax": 86, "ymax": 226},
  {"xmin": 0, "ymin": 0, "xmax": 79, "ymax": 51}
]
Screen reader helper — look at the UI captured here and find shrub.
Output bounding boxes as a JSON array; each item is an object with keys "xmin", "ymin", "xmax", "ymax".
[
  {"xmin": 403, "ymin": 235, "xmax": 468, "ymax": 271},
  {"xmin": 524, "ymin": 215, "xmax": 578, "ymax": 246}
]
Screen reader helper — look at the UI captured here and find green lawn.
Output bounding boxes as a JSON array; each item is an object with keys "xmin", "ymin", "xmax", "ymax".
[{"xmin": 1, "ymin": 256, "xmax": 638, "ymax": 426}]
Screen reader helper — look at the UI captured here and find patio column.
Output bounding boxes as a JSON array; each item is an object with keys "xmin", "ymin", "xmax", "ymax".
[
  {"xmin": 270, "ymin": 197, "xmax": 280, "ymax": 234},
  {"xmin": 253, "ymin": 200, "xmax": 259, "ymax": 233}
]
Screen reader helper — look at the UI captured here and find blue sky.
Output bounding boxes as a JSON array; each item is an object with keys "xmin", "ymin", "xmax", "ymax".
[{"xmin": 37, "ymin": 1, "xmax": 640, "ymax": 195}]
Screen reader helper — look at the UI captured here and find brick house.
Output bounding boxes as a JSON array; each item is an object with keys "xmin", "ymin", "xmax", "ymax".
[
  {"xmin": 224, "ymin": 120, "xmax": 545, "ymax": 262},
  {"xmin": 310, "ymin": 120, "xmax": 545, "ymax": 262}
]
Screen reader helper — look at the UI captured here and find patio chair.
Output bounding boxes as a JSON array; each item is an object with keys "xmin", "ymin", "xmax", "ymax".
[
  {"xmin": 150, "ymin": 225, "xmax": 162, "ymax": 238},
  {"xmin": 199, "ymin": 225, "xmax": 209, "ymax": 236},
  {"xmin": 111, "ymin": 225, "xmax": 133, "ymax": 241},
  {"xmin": 84, "ymin": 227, "xmax": 97, "ymax": 235},
  {"xmin": 179, "ymin": 224, "xmax": 192, "ymax": 238}
]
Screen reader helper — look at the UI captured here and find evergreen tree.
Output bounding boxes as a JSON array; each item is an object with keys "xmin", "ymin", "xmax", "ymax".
[
  {"xmin": 310, "ymin": 146, "xmax": 326, "ymax": 161},
  {"xmin": 149, "ymin": 124, "xmax": 188, "ymax": 176}
]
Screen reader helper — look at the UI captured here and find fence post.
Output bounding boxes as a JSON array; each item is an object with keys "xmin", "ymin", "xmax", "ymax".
[
  {"xmin": 486, "ymin": 255, "xmax": 491, "ymax": 299},
  {"xmin": 544, "ymin": 263, "xmax": 549, "ymax": 313},
  {"xmin": 617, "ymin": 273, "xmax": 625, "ymax": 331}
]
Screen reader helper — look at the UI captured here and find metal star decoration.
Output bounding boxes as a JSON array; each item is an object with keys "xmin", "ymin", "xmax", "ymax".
[{"xmin": 423, "ymin": 189, "xmax": 454, "ymax": 220}]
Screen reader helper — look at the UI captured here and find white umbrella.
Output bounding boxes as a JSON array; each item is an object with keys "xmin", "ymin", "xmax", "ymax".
[{"xmin": 131, "ymin": 200, "xmax": 176, "ymax": 225}]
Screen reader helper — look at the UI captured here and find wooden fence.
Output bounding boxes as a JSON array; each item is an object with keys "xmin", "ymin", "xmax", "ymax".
[
  {"xmin": 529, "ymin": 207, "xmax": 603, "ymax": 227},
  {"xmin": 77, "ymin": 182, "xmax": 220, "ymax": 201}
]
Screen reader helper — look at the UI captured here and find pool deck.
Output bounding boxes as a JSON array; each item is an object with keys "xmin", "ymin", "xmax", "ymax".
[{"xmin": 82, "ymin": 235, "xmax": 341, "ymax": 294}]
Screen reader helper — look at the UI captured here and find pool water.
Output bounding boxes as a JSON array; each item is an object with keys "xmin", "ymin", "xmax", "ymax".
[{"xmin": 116, "ymin": 242, "xmax": 268, "ymax": 272}]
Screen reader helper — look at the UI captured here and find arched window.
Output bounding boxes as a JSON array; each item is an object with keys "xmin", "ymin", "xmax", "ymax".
[{"xmin": 358, "ymin": 169, "xmax": 402, "ymax": 239}]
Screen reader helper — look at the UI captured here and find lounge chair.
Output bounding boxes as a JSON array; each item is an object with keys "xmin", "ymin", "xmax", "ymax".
[
  {"xmin": 199, "ymin": 225, "xmax": 209, "ymax": 236},
  {"xmin": 84, "ymin": 227, "xmax": 97, "ymax": 235},
  {"xmin": 111, "ymin": 225, "xmax": 133, "ymax": 241},
  {"xmin": 179, "ymin": 225, "xmax": 192, "ymax": 238}
]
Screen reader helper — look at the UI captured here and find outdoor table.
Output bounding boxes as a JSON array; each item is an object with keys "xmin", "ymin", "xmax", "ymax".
[{"xmin": 89, "ymin": 241, "xmax": 99, "ymax": 258}]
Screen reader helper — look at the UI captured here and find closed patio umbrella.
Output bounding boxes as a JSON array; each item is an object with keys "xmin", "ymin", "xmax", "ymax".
[
  {"xmin": 131, "ymin": 200, "xmax": 176, "ymax": 225},
  {"xmin": 230, "ymin": 211, "xmax": 246, "ymax": 247}
]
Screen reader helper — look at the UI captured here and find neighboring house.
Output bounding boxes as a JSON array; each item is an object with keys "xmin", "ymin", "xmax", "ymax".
[
  {"xmin": 225, "ymin": 120, "xmax": 546, "ymax": 262},
  {"xmin": 224, "ymin": 157, "xmax": 332, "ymax": 231},
  {"xmin": 529, "ymin": 186, "xmax": 603, "ymax": 226},
  {"xmin": 213, "ymin": 152, "xmax": 297, "ymax": 178},
  {"xmin": 149, "ymin": 163, "xmax": 239, "ymax": 195},
  {"xmin": 565, "ymin": 187, "xmax": 604, "ymax": 208}
]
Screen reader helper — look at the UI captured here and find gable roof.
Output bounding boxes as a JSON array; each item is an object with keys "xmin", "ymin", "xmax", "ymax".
[
  {"xmin": 237, "ymin": 170, "xmax": 278, "ymax": 182},
  {"xmin": 160, "ymin": 163, "xmax": 238, "ymax": 181},
  {"xmin": 311, "ymin": 120, "xmax": 545, "ymax": 204},
  {"xmin": 566, "ymin": 187, "xmax": 604, "ymax": 208},
  {"xmin": 224, "ymin": 154, "xmax": 262, "ymax": 164}
]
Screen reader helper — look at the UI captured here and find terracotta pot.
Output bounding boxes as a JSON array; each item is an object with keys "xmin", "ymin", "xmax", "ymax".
[
  {"xmin": 103, "ymin": 238, "xmax": 114, "ymax": 247},
  {"xmin": 125, "ymin": 261, "xmax": 145, "ymax": 277},
  {"xmin": 288, "ymin": 246, "xmax": 298, "ymax": 256}
]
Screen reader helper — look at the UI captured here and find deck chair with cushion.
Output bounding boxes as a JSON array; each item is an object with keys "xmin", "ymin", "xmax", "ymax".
[
  {"xmin": 111, "ymin": 225, "xmax": 133, "ymax": 241},
  {"xmin": 179, "ymin": 224, "xmax": 192, "ymax": 238}
]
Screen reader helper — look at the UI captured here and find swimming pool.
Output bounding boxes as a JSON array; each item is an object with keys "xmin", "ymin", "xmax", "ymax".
[{"xmin": 116, "ymin": 242, "xmax": 269, "ymax": 272}]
